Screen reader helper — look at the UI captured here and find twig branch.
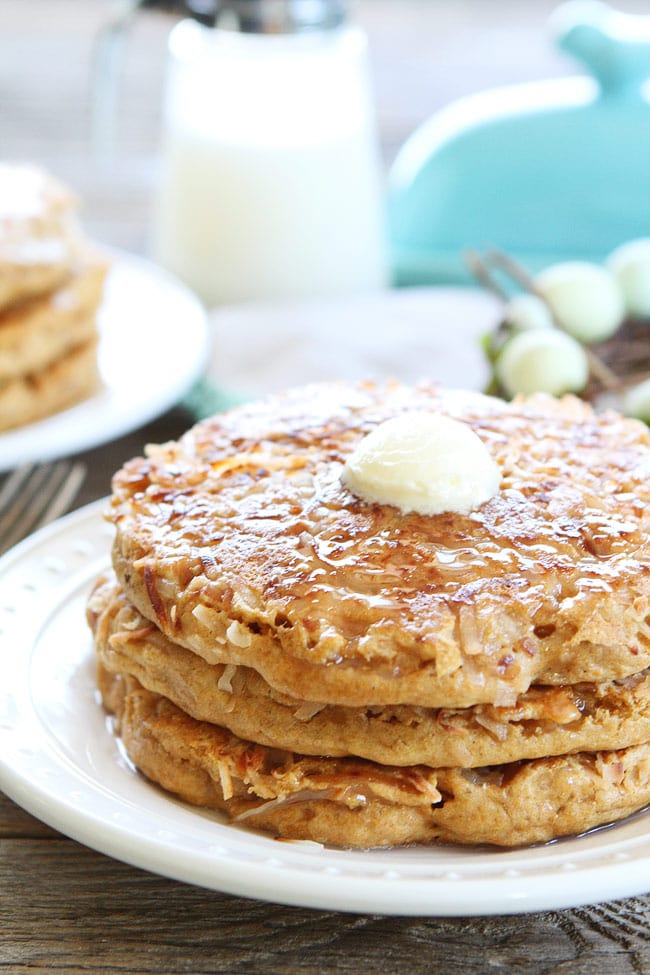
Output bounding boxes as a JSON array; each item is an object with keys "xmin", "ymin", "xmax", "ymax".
[{"xmin": 463, "ymin": 249, "xmax": 510, "ymax": 302}]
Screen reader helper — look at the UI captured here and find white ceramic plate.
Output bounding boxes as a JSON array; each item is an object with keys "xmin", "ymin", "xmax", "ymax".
[
  {"xmin": 0, "ymin": 251, "xmax": 209, "ymax": 471},
  {"xmin": 2, "ymin": 502, "xmax": 650, "ymax": 916}
]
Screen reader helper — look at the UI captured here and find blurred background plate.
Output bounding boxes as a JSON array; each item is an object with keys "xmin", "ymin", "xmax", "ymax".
[
  {"xmin": 0, "ymin": 251, "xmax": 209, "ymax": 471},
  {"xmin": 207, "ymin": 286, "xmax": 500, "ymax": 403}
]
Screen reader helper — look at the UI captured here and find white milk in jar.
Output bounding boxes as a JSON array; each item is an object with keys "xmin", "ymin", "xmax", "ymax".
[{"xmin": 151, "ymin": 11, "xmax": 388, "ymax": 306}]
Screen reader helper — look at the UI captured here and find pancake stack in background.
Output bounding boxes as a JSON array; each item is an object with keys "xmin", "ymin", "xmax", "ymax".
[
  {"xmin": 88, "ymin": 381, "xmax": 650, "ymax": 848},
  {"xmin": 0, "ymin": 163, "xmax": 108, "ymax": 432}
]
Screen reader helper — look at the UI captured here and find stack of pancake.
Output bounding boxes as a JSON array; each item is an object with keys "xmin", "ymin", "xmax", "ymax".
[
  {"xmin": 0, "ymin": 163, "xmax": 107, "ymax": 432},
  {"xmin": 88, "ymin": 381, "xmax": 650, "ymax": 848}
]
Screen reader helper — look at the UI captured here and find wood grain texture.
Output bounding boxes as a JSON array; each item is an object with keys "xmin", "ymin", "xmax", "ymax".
[
  {"xmin": 0, "ymin": 792, "xmax": 58, "ymax": 839},
  {"xmin": 3, "ymin": 2, "xmax": 650, "ymax": 972},
  {"xmin": 2, "ymin": 838, "xmax": 650, "ymax": 974}
]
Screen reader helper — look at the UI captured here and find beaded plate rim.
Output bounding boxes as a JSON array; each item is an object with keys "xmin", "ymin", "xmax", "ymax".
[{"xmin": 0, "ymin": 500, "xmax": 649, "ymax": 916}]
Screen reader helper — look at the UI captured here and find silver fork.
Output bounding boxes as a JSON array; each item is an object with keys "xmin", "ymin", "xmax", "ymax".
[{"xmin": 0, "ymin": 461, "xmax": 87, "ymax": 557}]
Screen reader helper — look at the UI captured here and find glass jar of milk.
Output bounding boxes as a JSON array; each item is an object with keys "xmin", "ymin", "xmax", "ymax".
[{"xmin": 150, "ymin": 0, "xmax": 388, "ymax": 307}]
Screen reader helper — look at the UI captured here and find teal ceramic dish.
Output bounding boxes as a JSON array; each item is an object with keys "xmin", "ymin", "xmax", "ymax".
[{"xmin": 388, "ymin": 1, "xmax": 650, "ymax": 285}]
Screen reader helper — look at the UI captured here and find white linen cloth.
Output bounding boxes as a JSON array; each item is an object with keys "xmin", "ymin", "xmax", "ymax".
[{"xmin": 206, "ymin": 287, "xmax": 500, "ymax": 402}]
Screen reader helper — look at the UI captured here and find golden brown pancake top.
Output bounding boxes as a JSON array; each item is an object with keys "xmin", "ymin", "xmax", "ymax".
[{"xmin": 109, "ymin": 381, "xmax": 650, "ymax": 707}]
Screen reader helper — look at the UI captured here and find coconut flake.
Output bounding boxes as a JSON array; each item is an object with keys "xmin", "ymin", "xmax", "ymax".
[
  {"xmin": 293, "ymin": 702, "xmax": 327, "ymax": 722},
  {"xmin": 217, "ymin": 664, "xmax": 237, "ymax": 693},
  {"xmin": 216, "ymin": 759, "xmax": 234, "ymax": 800},
  {"xmin": 226, "ymin": 620, "xmax": 252, "ymax": 648},
  {"xmin": 595, "ymin": 754, "xmax": 625, "ymax": 786},
  {"xmin": 233, "ymin": 789, "xmax": 335, "ymax": 822},
  {"xmin": 474, "ymin": 711, "xmax": 509, "ymax": 742},
  {"xmin": 192, "ymin": 603, "xmax": 217, "ymax": 627}
]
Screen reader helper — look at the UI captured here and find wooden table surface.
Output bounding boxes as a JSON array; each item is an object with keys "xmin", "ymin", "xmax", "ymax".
[{"xmin": 4, "ymin": 2, "xmax": 650, "ymax": 972}]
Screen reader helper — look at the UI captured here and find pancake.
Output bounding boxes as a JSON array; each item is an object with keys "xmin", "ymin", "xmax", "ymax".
[
  {"xmin": 0, "ymin": 257, "xmax": 107, "ymax": 381},
  {"xmin": 0, "ymin": 337, "xmax": 99, "ymax": 432},
  {"xmin": 0, "ymin": 163, "xmax": 84, "ymax": 311},
  {"xmin": 98, "ymin": 665, "xmax": 650, "ymax": 848},
  {"xmin": 89, "ymin": 572, "xmax": 650, "ymax": 769},
  {"xmin": 109, "ymin": 381, "xmax": 650, "ymax": 709}
]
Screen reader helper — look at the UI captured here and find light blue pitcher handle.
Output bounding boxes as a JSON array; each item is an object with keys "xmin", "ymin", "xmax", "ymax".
[{"xmin": 552, "ymin": 0, "xmax": 650, "ymax": 100}]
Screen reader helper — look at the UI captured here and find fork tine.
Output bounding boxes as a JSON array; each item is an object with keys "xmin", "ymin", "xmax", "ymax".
[
  {"xmin": 0, "ymin": 464, "xmax": 53, "ymax": 547},
  {"xmin": 0, "ymin": 461, "xmax": 86, "ymax": 556},
  {"xmin": 32, "ymin": 461, "xmax": 87, "ymax": 532},
  {"xmin": 0, "ymin": 463, "xmax": 38, "ymax": 514}
]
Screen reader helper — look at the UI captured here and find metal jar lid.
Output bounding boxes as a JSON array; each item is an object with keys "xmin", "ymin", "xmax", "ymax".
[{"xmin": 183, "ymin": 0, "xmax": 348, "ymax": 31}]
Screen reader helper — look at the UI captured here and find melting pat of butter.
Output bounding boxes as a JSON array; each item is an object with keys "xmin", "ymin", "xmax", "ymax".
[{"xmin": 341, "ymin": 413, "xmax": 501, "ymax": 516}]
